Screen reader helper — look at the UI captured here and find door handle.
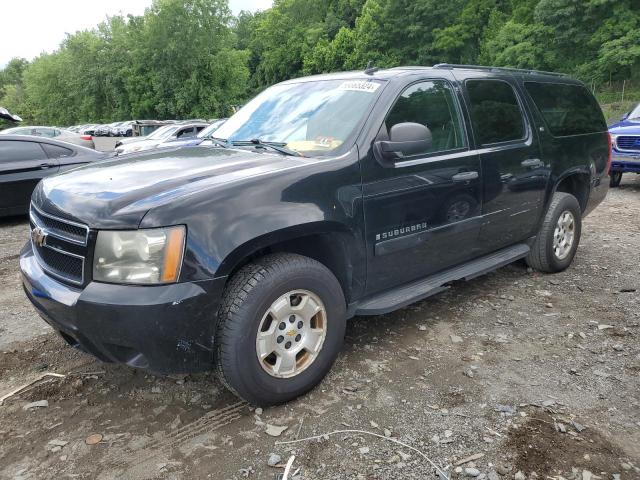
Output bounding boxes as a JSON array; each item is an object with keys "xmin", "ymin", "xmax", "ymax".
[
  {"xmin": 452, "ymin": 171, "xmax": 479, "ymax": 182},
  {"xmin": 39, "ymin": 163, "xmax": 56, "ymax": 169},
  {"xmin": 521, "ymin": 158, "xmax": 543, "ymax": 168}
]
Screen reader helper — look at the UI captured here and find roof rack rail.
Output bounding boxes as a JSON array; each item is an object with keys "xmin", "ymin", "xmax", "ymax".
[{"xmin": 433, "ymin": 63, "xmax": 568, "ymax": 78}]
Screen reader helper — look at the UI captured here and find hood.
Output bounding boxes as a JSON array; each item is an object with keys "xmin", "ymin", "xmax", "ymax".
[
  {"xmin": 33, "ymin": 146, "xmax": 306, "ymax": 229},
  {"xmin": 117, "ymin": 139, "xmax": 160, "ymax": 153},
  {"xmin": 609, "ymin": 118, "xmax": 640, "ymax": 134}
]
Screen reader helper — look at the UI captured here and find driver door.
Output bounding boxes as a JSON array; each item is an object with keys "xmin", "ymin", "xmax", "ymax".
[{"xmin": 361, "ymin": 78, "xmax": 483, "ymax": 295}]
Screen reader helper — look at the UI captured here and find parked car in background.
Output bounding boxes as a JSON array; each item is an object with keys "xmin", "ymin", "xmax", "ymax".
[
  {"xmin": 19, "ymin": 65, "xmax": 610, "ymax": 405},
  {"xmin": 94, "ymin": 123, "xmax": 116, "ymax": 137},
  {"xmin": 79, "ymin": 124, "xmax": 98, "ymax": 136},
  {"xmin": 115, "ymin": 122, "xmax": 209, "ymax": 154},
  {"xmin": 113, "ymin": 121, "xmax": 135, "ymax": 137},
  {"xmin": 108, "ymin": 121, "xmax": 130, "ymax": 137},
  {"xmin": 0, "ymin": 126, "xmax": 95, "ymax": 149},
  {"xmin": 608, "ymin": 102, "xmax": 640, "ymax": 187},
  {"xmin": 160, "ymin": 118, "xmax": 227, "ymax": 149},
  {"xmin": 0, "ymin": 135, "xmax": 104, "ymax": 216}
]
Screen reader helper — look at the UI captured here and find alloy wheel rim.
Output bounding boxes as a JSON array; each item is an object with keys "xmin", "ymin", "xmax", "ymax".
[
  {"xmin": 553, "ymin": 210, "xmax": 575, "ymax": 260},
  {"xmin": 256, "ymin": 290, "xmax": 327, "ymax": 378}
]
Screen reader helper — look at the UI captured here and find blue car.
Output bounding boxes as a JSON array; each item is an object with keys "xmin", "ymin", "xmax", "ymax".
[{"xmin": 609, "ymin": 102, "xmax": 640, "ymax": 187}]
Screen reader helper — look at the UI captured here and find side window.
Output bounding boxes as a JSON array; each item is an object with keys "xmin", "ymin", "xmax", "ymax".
[
  {"xmin": 384, "ymin": 80, "xmax": 466, "ymax": 156},
  {"xmin": 524, "ymin": 82, "xmax": 607, "ymax": 136},
  {"xmin": 177, "ymin": 127, "xmax": 196, "ymax": 138},
  {"xmin": 466, "ymin": 80, "xmax": 526, "ymax": 145},
  {"xmin": 0, "ymin": 140, "xmax": 47, "ymax": 162},
  {"xmin": 41, "ymin": 143, "xmax": 74, "ymax": 158}
]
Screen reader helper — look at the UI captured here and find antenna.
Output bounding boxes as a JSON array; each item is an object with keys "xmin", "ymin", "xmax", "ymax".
[{"xmin": 364, "ymin": 61, "xmax": 379, "ymax": 75}]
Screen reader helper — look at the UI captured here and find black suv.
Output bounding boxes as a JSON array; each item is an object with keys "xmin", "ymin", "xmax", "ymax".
[{"xmin": 20, "ymin": 65, "xmax": 610, "ymax": 405}]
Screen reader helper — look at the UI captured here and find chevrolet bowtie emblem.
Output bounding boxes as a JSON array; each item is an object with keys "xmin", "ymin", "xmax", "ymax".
[
  {"xmin": 31, "ymin": 226, "xmax": 47, "ymax": 247},
  {"xmin": 286, "ymin": 329, "xmax": 297, "ymax": 337}
]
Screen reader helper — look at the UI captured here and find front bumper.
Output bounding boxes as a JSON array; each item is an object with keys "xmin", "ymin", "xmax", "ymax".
[
  {"xmin": 20, "ymin": 241, "xmax": 226, "ymax": 374},
  {"xmin": 611, "ymin": 152, "xmax": 640, "ymax": 173}
]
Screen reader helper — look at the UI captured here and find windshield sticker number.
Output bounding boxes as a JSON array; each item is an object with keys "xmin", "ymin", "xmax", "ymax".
[{"xmin": 338, "ymin": 81, "xmax": 381, "ymax": 93}]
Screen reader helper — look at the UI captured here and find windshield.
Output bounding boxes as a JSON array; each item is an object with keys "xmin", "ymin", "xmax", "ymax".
[
  {"xmin": 213, "ymin": 79, "xmax": 385, "ymax": 155},
  {"xmin": 629, "ymin": 103, "xmax": 640, "ymax": 120},
  {"xmin": 197, "ymin": 119, "xmax": 226, "ymax": 138},
  {"xmin": 147, "ymin": 125, "xmax": 178, "ymax": 140}
]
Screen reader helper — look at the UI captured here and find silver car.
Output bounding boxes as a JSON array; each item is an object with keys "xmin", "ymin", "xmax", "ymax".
[{"xmin": 0, "ymin": 126, "xmax": 95, "ymax": 149}]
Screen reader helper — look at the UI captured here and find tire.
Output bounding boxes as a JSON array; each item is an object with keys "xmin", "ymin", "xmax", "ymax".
[
  {"xmin": 610, "ymin": 171, "xmax": 622, "ymax": 188},
  {"xmin": 526, "ymin": 192, "xmax": 582, "ymax": 273},
  {"xmin": 215, "ymin": 253, "xmax": 346, "ymax": 406}
]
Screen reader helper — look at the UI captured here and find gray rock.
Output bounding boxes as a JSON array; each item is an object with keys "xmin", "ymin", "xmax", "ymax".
[
  {"xmin": 465, "ymin": 467, "xmax": 480, "ymax": 477},
  {"xmin": 572, "ymin": 420, "xmax": 585, "ymax": 432},
  {"xmin": 496, "ymin": 465, "xmax": 511, "ymax": 476},
  {"xmin": 495, "ymin": 404, "xmax": 516, "ymax": 415},
  {"xmin": 23, "ymin": 400, "xmax": 48, "ymax": 410},
  {"xmin": 487, "ymin": 471, "xmax": 500, "ymax": 480},
  {"xmin": 514, "ymin": 472, "xmax": 526, "ymax": 480},
  {"xmin": 267, "ymin": 453, "xmax": 281, "ymax": 467}
]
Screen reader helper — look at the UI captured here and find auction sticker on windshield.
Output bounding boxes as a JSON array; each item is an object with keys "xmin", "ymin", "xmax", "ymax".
[{"xmin": 338, "ymin": 81, "xmax": 381, "ymax": 93}]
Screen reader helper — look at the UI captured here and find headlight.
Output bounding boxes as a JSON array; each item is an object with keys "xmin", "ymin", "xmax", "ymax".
[
  {"xmin": 610, "ymin": 133, "xmax": 617, "ymax": 147},
  {"xmin": 93, "ymin": 226, "xmax": 185, "ymax": 284}
]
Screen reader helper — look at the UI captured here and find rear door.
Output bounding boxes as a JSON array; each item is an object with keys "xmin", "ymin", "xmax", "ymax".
[
  {"xmin": 0, "ymin": 139, "xmax": 59, "ymax": 212},
  {"xmin": 457, "ymin": 74, "xmax": 547, "ymax": 251},
  {"xmin": 362, "ymin": 75, "xmax": 483, "ymax": 294}
]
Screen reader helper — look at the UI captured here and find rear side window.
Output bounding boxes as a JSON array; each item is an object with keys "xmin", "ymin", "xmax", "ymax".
[
  {"xmin": 0, "ymin": 140, "xmax": 47, "ymax": 162},
  {"xmin": 42, "ymin": 143, "xmax": 74, "ymax": 158},
  {"xmin": 524, "ymin": 82, "xmax": 607, "ymax": 136},
  {"xmin": 466, "ymin": 80, "xmax": 525, "ymax": 145}
]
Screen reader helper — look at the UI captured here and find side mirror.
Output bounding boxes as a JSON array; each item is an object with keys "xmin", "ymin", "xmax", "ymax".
[{"xmin": 374, "ymin": 122, "xmax": 432, "ymax": 166}]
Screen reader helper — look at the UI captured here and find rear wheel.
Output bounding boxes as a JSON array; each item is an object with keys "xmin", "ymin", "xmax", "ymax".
[
  {"xmin": 526, "ymin": 192, "xmax": 582, "ymax": 273},
  {"xmin": 215, "ymin": 253, "xmax": 346, "ymax": 405},
  {"xmin": 610, "ymin": 171, "xmax": 623, "ymax": 188}
]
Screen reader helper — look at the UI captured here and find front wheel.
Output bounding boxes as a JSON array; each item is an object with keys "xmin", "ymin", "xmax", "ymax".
[
  {"xmin": 610, "ymin": 171, "xmax": 623, "ymax": 188},
  {"xmin": 526, "ymin": 192, "xmax": 582, "ymax": 273},
  {"xmin": 215, "ymin": 253, "xmax": 346, "ymax": 406}
]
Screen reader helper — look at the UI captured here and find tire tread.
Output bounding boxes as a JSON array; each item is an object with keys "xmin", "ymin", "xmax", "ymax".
[{"xmin": 527, "ymin": 192, "xmax": 580, "ymax": 273}]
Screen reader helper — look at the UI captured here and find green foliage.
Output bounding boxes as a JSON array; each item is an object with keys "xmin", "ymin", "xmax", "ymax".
[{"xmin": 1, "ymin": 0, "xmax": 638, "ymax": 126}]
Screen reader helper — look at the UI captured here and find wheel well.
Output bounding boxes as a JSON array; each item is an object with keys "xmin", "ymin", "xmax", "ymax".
[
  {"xmin": 555, "ymin": 174, "xmax": 590, "ymax": 212},
  {"xmin": 224, "ymin": 232, "xmax": 357, "ymax": 304}
]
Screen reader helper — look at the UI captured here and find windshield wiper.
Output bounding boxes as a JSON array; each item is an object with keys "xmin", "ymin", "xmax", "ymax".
[
  {"xmin": 231, "ymin": 139, "xmax": 302, "ymax": 157},
  {"xmin": 207, "ymin": 136, "xmax": 229, "ymax": 148}
]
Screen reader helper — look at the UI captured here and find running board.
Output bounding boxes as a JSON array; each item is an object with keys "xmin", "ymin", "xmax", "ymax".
[{"xmin": 355, "ymin": 243, "xmax": 530, "ymax": 316}]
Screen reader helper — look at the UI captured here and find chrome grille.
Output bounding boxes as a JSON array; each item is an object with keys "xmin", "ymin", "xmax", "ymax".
[
  {"xmin": 616, "ymin": 135, "xmax": 640, "ymax": 152},
  {"xmin": 30, "ymin": 204, "xmax": 89, "ymax": 285}
]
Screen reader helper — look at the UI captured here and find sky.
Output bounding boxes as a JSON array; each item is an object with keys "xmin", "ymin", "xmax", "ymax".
[{"xmin": 0, "ymin": 0, "xmax": 272, "ymax": 67}]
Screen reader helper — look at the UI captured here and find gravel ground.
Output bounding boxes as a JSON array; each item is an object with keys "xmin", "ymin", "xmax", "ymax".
[{"xmin": 0, "ymin": 175, "xmax": 639, "ymax": 480}]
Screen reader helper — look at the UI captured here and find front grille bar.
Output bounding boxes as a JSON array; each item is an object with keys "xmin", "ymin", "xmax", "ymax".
[
  {"xmin": 616, "ymin": 136, "xmax": 640, "ymax": 153},
  {"xmin": 30, "ymin": 203, "xmax": 89, "ymax": 246},
  {"xmin": 29, "ymin": 204, "xmax": 89, "ymax": 285}
]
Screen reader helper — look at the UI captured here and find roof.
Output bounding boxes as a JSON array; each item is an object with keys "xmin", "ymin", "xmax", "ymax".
[{"xmin": 279, "ymin": 64, "xmax": 578, "ymax": 85}]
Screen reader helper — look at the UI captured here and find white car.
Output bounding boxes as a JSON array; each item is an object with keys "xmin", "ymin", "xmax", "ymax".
[{"xmin": 115, "ymin": 123, "xmax": 209, "ymax": 154}]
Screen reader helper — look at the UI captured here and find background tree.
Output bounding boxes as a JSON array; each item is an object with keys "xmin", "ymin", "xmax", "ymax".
[{"xmin": 1, "ymin": 0, "xmax": 638, "ymax": 127}]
